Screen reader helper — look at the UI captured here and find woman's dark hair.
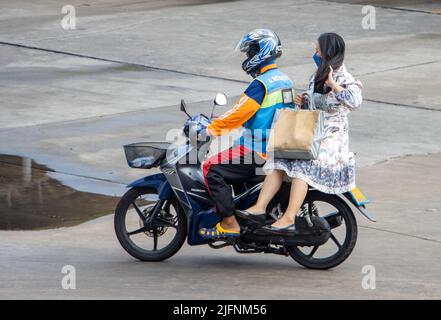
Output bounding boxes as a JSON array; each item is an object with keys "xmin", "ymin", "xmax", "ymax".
[{"xmin": 314, "ymin": 32, "xmax": 345, "ymax": 94}]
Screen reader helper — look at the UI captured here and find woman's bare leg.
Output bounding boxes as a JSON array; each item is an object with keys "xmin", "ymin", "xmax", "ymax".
[
  {"xmin": 272, "ymin": 178, "xmax": 308, "ymax": 227},
  {"xmin": 246, "ymin": 170, "xmax": 284, "ymax": 214}
]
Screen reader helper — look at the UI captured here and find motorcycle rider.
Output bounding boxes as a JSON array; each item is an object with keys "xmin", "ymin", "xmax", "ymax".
[{"xmin": 199, "ymin": 29, "xmax": 295, "ymax": 240}]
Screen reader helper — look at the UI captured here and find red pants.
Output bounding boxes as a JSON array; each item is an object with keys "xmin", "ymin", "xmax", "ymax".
[{"xmin": 202, "ymin": 145, "xmax": 265, "ymax": 217}]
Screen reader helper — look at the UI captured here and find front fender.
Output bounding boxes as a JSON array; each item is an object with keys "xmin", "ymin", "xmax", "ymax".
[{"xmin": 127, "ymin": 173, "xmax": 172, "ymax": 200}]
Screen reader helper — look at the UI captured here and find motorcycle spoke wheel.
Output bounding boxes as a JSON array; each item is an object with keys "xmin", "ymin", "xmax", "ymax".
[
  {"xmin": 286, "ymin": 191, "xmax": 358, "ymax": 269},
  {"xmin": 125, "ymin": 197, "xmax": 177, "ymax": 252},
  {"xmin": 114, "ymin": 188, "xmax": 187, "ymax": 261}
]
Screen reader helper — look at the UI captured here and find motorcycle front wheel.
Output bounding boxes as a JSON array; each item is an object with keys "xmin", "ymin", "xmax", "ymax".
[{"xmin": 114, "ymin": 187, "xmax": 187, "ymax": 261}]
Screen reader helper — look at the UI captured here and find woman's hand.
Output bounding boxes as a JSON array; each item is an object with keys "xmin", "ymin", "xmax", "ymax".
[
  {"xmin": 325, "ymin": 66, "xmax": 336, "ymax": 88},
  {"xmin": 325, "ymin": 66, "xmax": 344, "ymax": 93},
  {"xmin": 294, "ymin": 94, "xmax": 304, "ymax": 106}
]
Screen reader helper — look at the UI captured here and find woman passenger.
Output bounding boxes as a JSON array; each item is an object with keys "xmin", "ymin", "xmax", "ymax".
[{"xmin": 245, "ymin": 32, "xmax": 363, "ymax": 232}]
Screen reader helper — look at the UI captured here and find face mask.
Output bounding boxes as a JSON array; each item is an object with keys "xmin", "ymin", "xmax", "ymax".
[{"xmin": 313, "ymin": 51, "xmax": 322, "ymax": 67}]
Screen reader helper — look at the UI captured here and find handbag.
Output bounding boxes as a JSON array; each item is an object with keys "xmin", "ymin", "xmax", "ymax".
[{"xmin": 266, "ymin": 92, "xmax": 325, "ymax": 160}]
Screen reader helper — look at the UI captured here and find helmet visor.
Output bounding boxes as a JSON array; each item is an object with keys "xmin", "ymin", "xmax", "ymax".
[{"xmin": 235, "ymin": 38, "xmax": 249, "ymax": 53}]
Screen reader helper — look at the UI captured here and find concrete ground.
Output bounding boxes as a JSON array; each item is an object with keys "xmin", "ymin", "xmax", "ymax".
[{"xmin": 0, "ymin": 0, "xmax": 440, "ymax": 299}]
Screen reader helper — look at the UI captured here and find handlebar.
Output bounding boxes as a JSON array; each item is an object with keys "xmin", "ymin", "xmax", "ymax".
[
  {"xmin": 182, "ymin": 113, "xmax": 213, "ymax": 161},
  {"xmin": 183, "ymin": 113, "xmax": 211, "ymax": 138}
]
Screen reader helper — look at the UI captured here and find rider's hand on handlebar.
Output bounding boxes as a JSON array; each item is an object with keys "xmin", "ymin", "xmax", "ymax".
[{"xmin": 197, "ymin": 128, "xmax": 211, "ymax": 142}]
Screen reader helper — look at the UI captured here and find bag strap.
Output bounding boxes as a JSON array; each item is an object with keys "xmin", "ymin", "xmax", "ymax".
[{"xmin": 301, "ymin": 91, "xmax": 316, "ymax": 111}]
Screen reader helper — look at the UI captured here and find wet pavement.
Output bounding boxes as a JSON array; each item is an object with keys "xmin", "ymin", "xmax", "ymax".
[{"xmin": 0, "ymin": 154, "xmax": 118, "ymax": 230}]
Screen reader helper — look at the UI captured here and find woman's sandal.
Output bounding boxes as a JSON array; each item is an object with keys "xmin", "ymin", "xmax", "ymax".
[
  {"xmin": 235, "ymin": 210, "xmax": 266, "ymax": 226},
  {"xmin": 199, "ymin": 222, "xmax": 240, "ymax": 240}
]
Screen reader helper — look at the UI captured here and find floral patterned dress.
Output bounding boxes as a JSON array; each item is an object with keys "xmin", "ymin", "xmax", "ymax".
[{"xmin": 264, "ymin": 65, "xmax": 363, "ymax": 194}]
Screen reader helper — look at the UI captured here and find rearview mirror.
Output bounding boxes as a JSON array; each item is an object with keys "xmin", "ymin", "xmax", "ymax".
[
  {"xmin": 214, "ymin": 93, "xmax": 227, "ymax": 106},
  {"xmin": 180, "ymin": 99, "xmax": 191, "ymax": 119}
]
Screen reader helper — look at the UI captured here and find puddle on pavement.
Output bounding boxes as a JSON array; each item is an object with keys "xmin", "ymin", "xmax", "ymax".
[{"xmin": 0, "ymin": 154, "xmax": 119, "ymax": 230}]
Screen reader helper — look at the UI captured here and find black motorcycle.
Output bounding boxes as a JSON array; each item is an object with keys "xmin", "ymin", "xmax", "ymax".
[{"xmin": 114, "ymin": 93, "xmax": 375, "ymax": 269}]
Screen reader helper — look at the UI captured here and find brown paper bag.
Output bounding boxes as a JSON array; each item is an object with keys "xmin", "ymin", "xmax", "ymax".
[{"xmin": 267, "ymin": 108, "xmax": 324, "ymax": 160}]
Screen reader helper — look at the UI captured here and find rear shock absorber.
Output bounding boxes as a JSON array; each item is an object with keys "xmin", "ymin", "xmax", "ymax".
[{"xmin": 300, "ymin": 203, "xmax": 315, "ymax": 227}]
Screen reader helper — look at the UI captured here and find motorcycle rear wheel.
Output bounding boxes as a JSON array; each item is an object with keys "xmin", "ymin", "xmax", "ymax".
[{"xmin": 284, "ymin": 190, "xmax": 358, "ymax": 270}]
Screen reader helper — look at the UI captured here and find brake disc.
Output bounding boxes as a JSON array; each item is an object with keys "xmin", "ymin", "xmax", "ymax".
[
  {"xmin": 138, "ymin": 207, "xmax": 176, "ymax": 237},
  {"xmin": 138, "ymin": 217, "xmax": 168, "ymax": 237}
]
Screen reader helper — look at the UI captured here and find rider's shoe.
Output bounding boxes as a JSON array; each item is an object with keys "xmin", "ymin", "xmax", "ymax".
[
  {"xmin": 199, "ymin": 222, "xmax": 241, "ymax": 240},
  {"xmin": 235, "ymin": 210, "xmax": 266, "ymax": 226}
]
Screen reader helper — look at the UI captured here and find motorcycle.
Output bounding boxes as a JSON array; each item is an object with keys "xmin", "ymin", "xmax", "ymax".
[{"xmin": 114, "ymin": 93, "xmax": 376, "ymax": 269}]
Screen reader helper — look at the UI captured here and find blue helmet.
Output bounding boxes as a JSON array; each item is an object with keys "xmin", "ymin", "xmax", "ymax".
[{"xmin": 236, "ymin": 29, "xmax": 282, "ymax": 77}]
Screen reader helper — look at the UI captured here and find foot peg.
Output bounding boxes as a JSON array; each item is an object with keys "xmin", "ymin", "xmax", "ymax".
[{"xmin": 208, "ymin": 237, "xmax": 237, "ymax": 249}]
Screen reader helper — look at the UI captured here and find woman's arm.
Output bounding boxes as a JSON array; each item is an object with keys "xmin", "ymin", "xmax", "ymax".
[
  {"xmin": 306, "ymin": 74, "xmax": 338, "ymax": 112},
  {"xmin": 333, "ymin": 81, "xmax": 363, "ymax": 110},
  {"xmin": 326, "ymin": 66, "xmax": 363, "ymax": 110},
  {"xmin": 312, "ymin": 92, "xmax": 337, "ymax": 112}
]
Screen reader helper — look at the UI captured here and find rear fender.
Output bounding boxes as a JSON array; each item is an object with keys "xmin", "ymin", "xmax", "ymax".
[
  {"xmin": 342, "ymin": 192, "xmax": 376, "ymax": 222},
  {"xmin": 127, "ymin": 173, "xmax": 172, "ymax": 200}
]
